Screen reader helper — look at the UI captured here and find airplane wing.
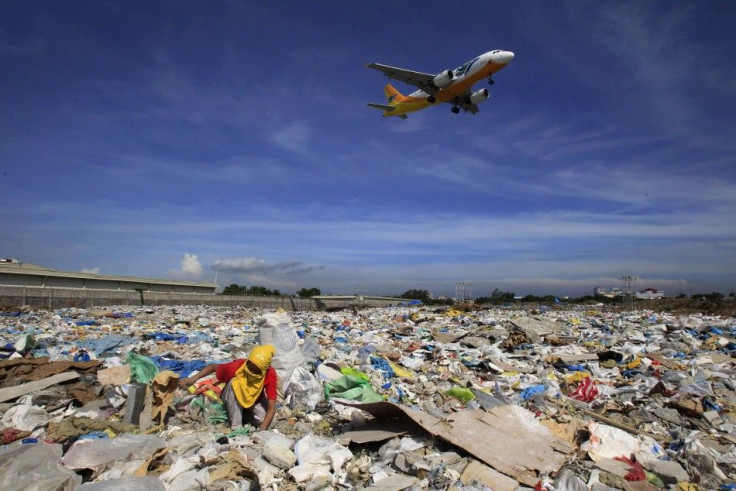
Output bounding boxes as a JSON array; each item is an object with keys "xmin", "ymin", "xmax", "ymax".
[{"xmin": 366, "ymin": 63, "xmax": 438, "ymax": 93}]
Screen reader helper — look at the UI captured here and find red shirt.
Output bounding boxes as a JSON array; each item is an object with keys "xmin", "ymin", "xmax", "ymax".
[{"xmin": 215, "ymin": 360, "xmax": 277, "ymax": 400}]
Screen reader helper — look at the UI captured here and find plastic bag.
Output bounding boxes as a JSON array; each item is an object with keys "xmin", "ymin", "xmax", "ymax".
[
  {"xmin": 293, "ymin": 433, "xmax": 352, "ymax": 471},
  {"xmin": 444, "ymin": 387, "xmax": 475, "ymax": 402},
  {"xmin": 340, "ymin": 367, "xmax": 370, "ymax": 381},
  {"xmin": 324, "ymin": 375, "xmax": 383, "ymax": 403},
  {"xmin": 285, "ymin": 367, "xmax": 324, "ymax": 411},
  {"xmin": 258, "ymin": 312, "xmax": 305, "ymax": 392},
  {"xmin": 126, "ymin": 352, "xmax": 159, "ymax": 384},
  {"xmin": 300, "ymin": 337, "xmax": 321, "ymax": 365}
]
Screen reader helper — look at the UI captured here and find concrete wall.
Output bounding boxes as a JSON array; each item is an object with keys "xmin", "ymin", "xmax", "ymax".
[{"xmin": 0, "ymin": 286, "xmax": 404, "ymax": 311}]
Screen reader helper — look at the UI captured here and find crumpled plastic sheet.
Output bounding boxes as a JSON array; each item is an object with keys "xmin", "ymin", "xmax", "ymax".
[
  {"xmin": 0, "ymin": 442, "xmax": 82, "ymax": 490},
  {"xmin": 77, "ymin": 335, "xmax": 138, "ymax": 357},
  {"xmin": 325, "ymin": 374, "xmax": 383, "ymax": 403},
  {"xmin": 77, "ymin": 476, "xmax": 166, "ymax": 490},
  {"xmin": 62, "ymin": 433, "xmax": 167, "ymax": 469},
  {"xmin": 582, "ymin": 422, "xmax": 666, "ymax": 463}
]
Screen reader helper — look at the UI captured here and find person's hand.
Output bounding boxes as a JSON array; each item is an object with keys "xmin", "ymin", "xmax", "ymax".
[{"xmin": 179, "ymin": 378, "xmax": 191, "ymax": 389}]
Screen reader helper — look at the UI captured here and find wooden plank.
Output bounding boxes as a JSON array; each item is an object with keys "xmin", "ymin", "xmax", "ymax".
[
  {"xmin": 460, "ymin": 459, "xmax": 520, "ymax": 491},
  {"xmin": 341, "ymin": 401, "xmax": 575, "ymax": 487},
  {"xmin": 0, "ymin": 371, "xmax": 80, "ymax": 403},
  {"xmin": 554, "ymin": 353, "xmax": 599, "ymax": 363}
]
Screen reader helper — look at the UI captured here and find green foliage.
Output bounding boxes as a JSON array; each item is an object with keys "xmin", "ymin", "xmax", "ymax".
[
  {"xmin": 297, "ymin": 287, "xmax": 321, "ymax": 298},
  {"xmin": 219, "ymin": 284, "xmax": 281, "ymax": 296},
  {"xmin": 519, "ymin": 294, "xmax": 559, "ymax": 303},
  {"xmin": 247, "ymin": 285, "xmax": 281, "ymax": 296},
  {"xmin": 475, "ymin": 289, "xmax": 515, "ymax": 305},
  {"xmin": 222, "ymin": 283, "xmax": 246, "ymax": 295},
  {"xmin": 691, "ymin": 291, "xmax": 724, "ymax": 301},
  {"xmin": 400, "ymin": 289, "xmax": 431, "ymax": 302}
]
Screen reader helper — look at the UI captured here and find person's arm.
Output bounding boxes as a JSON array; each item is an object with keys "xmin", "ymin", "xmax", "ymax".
[
  {"xmin": 259, "ymin": 399, "xmax": 277, "ymax": 430},
  {"xmin": 179, "ymin": 364, "xmax": 217, "ymax": 388}
]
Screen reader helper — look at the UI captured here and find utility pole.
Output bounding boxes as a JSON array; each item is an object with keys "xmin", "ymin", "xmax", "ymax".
[
  {"xmin": 455, "ymin": 282, "xmax": 471, "ymax": 302},
  {"xmin": 622, "ymin": 275, "xmax": 637, "ymax": 311}
]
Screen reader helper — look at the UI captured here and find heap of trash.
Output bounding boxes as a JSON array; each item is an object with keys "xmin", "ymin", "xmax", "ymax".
[{"xmin": 1, "ymin": 303, "xmax": 735, "ymax": 490}]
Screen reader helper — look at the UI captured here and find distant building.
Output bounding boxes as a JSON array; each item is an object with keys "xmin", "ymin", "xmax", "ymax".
[
  {"xmin": 594, "ymin": 286, "xmax": 623, "ymax": 298},
  {"xmin": 636, "ymin": 288, "xmax": 664, "ymax": 299},
  {"xmin": 0, "ymin": 261, "xmax": 217, "ymax": 294}
]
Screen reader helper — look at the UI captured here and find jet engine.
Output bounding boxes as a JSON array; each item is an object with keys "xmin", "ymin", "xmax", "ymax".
[
  {"xmin": 429, "ymin": 70, "xmax": 455, "ymax": 90},
  {"xmin": 467, "ymin": 88, "xmax": 489, "ymax": 104}
]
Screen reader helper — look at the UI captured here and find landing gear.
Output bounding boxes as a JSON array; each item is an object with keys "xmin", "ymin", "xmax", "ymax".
[
  {"xmin": 427, "ymin": 95, "xmax": 436, "ymax": 104},
  {"xmin": 451, "ymin": 106, "xmax": 460, "ymax": 114},
  {"xmin": 488, "ymin": 77, "xmax": 495, "ymax": 85}
]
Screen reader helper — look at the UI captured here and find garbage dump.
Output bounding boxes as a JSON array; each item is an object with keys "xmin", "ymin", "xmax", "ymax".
[{"xmin": 1, "ymin": 304, "xmax": 735, "ymax": 490}]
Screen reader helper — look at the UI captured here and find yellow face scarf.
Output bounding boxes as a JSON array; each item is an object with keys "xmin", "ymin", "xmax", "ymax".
[{"xmin": 231, "ymin": 344, "xmax": 275, "ymax": 408}]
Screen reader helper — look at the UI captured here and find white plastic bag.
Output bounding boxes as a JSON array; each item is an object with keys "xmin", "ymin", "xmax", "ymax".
[
  {"xmin": 258, "ymin": 312, "xmax": 306, "ymax": 392},
  {"xmin": 285, "ymin": 367, "xmax": 324, "ymax": 411},
  {"xmin": 293, "ymin": 433, "xmax": 353, "ymax": 471}
]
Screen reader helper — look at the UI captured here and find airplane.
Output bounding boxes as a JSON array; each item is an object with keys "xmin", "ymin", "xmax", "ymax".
[{"xmin": 366, "ymin": 49, "xmax": 514, "ymax": 119}]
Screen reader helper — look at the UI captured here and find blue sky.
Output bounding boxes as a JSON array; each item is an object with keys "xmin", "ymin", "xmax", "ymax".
[{"xmin": 2, "ymin": 1, "xmax": 735, "ymax": 298}]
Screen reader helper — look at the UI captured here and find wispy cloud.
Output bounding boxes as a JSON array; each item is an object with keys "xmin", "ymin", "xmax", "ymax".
[
  {"xmin": 213, "ymin": 257, "xmax": 323, "ymax": 276},
  {"xmin": 269, "ymin": 123, "xmax": 312, "ymax": 154}
]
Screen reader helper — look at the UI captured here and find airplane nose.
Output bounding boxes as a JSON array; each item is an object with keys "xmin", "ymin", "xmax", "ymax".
[{"xmin": 498, "ymin": 51, "xmax": 514, "ymax": 64}]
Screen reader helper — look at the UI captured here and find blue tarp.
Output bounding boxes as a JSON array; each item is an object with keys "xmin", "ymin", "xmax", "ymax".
[
  {"xmin": 76, "ymin": 335, "xmax": 138, "ymax": 356},
  {"xmin": 149, "ymin": 356, "xmax": 208, "ymax": 376}
]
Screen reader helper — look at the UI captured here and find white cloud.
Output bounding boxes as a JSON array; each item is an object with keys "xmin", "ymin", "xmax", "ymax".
[
  {"xmin": 169, "ymin": 253, "xmax": 204, "ymax": 279},
  {"xmin": 81, "ymin": 267, "xmax": 100, "ymax": 274},
  {"xmin": 181, "ymin": 253, "xmax": 204, "ymax": 275}
]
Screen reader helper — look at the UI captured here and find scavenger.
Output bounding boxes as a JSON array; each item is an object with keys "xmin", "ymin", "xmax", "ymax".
[{"xmin": 180, "ymin": 345, "xmax": 278, "ymax": 430}]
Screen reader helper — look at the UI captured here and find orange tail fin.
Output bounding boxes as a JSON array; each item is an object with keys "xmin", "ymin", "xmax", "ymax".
[{"xmin": 384, "ymin": 84, "xmax": 406, "ymax": 105}]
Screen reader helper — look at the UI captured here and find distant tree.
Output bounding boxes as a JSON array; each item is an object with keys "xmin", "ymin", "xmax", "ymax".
[
  {"xmin": 222, "ymin": 283, "xmax": 246, "ymax": 295},
  {"xmin": 246, "ymin": 285, "xmax": 281, "ymax": 296},
  {"xmin": 676, "ymin": 292, "xmax": 688, "ymax": 299},
  {"xmin": 297, "ymin": 287, "xmax": 321, "ymax": 298},
  {"xmin": 692, "ymin": 291, "xmax": 724, "ymax": 301},
  {"xmin": 490, "ymin": 288, "xmax": 516, "ymax": 304},
  {"xmin": 401, "ymin": 289, "xmax": 431, "ymax": 303}
]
